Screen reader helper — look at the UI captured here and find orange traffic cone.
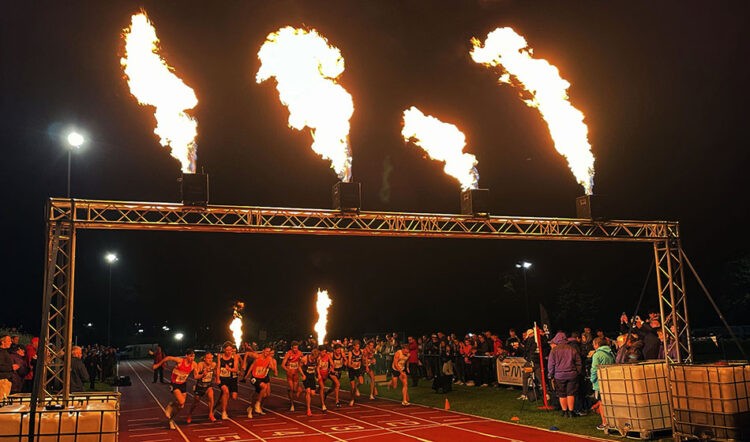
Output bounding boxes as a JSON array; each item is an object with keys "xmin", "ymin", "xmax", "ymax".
[{"xmin": 444, "ymin": 397, "xmax": 450, "ymax": 410}]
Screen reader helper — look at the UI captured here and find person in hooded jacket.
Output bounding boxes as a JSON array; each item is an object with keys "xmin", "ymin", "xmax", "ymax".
[
  {"xmin": 590, "ymin": 337, "xmax": 615, "ymax": 430},
  {"xmin": 547, "ymin": 331, "xmax": 582, "ymax": 418}
]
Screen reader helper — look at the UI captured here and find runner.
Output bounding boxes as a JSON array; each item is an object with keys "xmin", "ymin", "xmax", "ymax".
[
  {"xmin": 216, "ymin": 342, "xmax": 241, "ymax": 420},
  {"xmin": 187, "ymin": 352, "xmax": 217, "ymax": 423},
  {"xmin": 347, "ymin": 339, "xmax": 365, "ymax": 406},
  {"xmin": 390, "ymin": 342, "xmax": 410, "ymax": 406},
  {"xmin": 327, "ymin": 343, "xmax": 345, "ymax": 407},
  {"xmin": 240, "ymin": 342, "xmax": 257, "ymax": 382},
  {"xmin": 317, "ymin": 345, "xmax": 334, "ymax": 411},
  {"xmin": 281, "ymin": 340, "xmax": 304, "ymax": 411},
  {"xmin": 301, "ymin": 347, "xmax": 326, "ymax": 416},
  {"xmin": 363, "ymin": 340, "xmax": 379, "ymax": 399},
  {"xmin": 246, "ymin": 345, "xmax": 278, "ymax": 418},
  {"xmin": 152, "ymin": 349, "xmax": 197, "ymax": 429}
]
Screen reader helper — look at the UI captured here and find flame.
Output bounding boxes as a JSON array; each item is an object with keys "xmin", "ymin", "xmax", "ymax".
[
  {"xmin": 256, "ymin": 26, "xmax": 354, "ymax": 181},
  {"xmin": 229, "ymin": 306, "xmax": 243, "ymax": 350},
  {"xmin": 121, "ymin": 12, "xmax": 198, "ymax": 173},
  {"xmin": 471, "ymin": 27, "xmax": 595, "ymax": 195},
  {"xmin": 314, "ymin": 289, "xmax": 332, "ymax": 345},
  {"xmin": 401, "ymin": 106, "xmax": 479, "ymax": 191}
]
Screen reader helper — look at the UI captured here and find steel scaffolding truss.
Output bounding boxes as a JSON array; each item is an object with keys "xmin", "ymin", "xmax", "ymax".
[{"xmin": 40, "ymin": 198, "xmax": 689, "ymax": 402}]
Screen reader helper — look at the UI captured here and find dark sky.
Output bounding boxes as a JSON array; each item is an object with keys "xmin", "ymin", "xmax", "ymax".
[{"xmin": 2, "ymin": 1, "xmax": 748, "ymax": 346}]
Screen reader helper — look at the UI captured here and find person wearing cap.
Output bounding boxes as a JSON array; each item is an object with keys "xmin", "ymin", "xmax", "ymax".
[
  {"xmin": 547, "ymin": 332, "xmax": 582, "ymax": 418},
  {"xmin": 153, "ymin": 349, "xmax": 197, "ymax": 429}
]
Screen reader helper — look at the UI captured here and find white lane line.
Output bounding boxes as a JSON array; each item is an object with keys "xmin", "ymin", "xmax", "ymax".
[
  {"xmin": 133, "ymin": 361, "xmax": 268, "ymax": 442},
  {"xmin": 191, "ymin": 427, "xmax": 232, "ymax": 432},
  {"xmin": 126, "ymin": 432, "xmax": 169, "ymax": 438},
  {"xmin": 127, "ymin": 361, "xmax": 191, "ymax": 442}
]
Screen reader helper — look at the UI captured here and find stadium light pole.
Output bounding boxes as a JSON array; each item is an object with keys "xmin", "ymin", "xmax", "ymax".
[
  {"xmin": 516, "ymin": 261, "xmax": 533, "ymax": 326},
  {"xmin": 65, "ymin": 131, "xmax": 85, "ymax": 198},
  {"xmin": 105, "ymin": 252, "xmax": 118, "ymax": 346}
]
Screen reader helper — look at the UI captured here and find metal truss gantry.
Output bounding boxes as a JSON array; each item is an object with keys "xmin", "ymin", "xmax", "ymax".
[{"xmin": 39, "ymin": 198, "xmax": 690, "ymax": 401}]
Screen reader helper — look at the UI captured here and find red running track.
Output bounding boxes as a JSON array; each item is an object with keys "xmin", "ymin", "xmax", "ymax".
[{"xmin": 119, "ymin": 360, "xmax": 606, "ymax": 441}]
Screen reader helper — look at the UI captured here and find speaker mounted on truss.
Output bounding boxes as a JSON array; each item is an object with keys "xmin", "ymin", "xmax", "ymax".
[
  {"xmin": 460, "ymin": 189, "xmax": 490, "ymax": 216},
  {"xmin": 332, "ymin": 181, "xmax": 361, "ymax": 212},
  {"xmin": 180, "ymin": 173, "xmax": 209, "ymax": 207},
  {"xmin": 576, "ymin": 194, "xmax": 606, "ymax": 219}
]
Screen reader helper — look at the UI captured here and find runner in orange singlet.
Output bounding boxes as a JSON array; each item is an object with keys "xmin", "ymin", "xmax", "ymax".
[
  {"xmin": 246, "ymin": 346, "xmax": 278, "ymax": 418},
  {"xmin": 153, "ymin": 349, "xmax": 197, "ymax": 429},
  {"xmin": 281, "ymin": 341, "xmax": 304, "ymax": 411}
]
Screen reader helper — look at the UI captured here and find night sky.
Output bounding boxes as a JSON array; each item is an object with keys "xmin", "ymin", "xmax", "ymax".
[{"xmin": 2, "ymin": 1, "xmax": 748, "ymax": 346}]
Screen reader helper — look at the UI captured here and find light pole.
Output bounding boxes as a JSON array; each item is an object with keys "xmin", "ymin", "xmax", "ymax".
[
  {"xmin": 105, "ymin": 252, "xmax": 118, "ymax": 346},
  {"xmin": 516, "ymin": 261, "xmax": 533, "ymax": 326},
  {"xmin": 66, "ymin": 131, "xmax": 85, "ymax": 198}
]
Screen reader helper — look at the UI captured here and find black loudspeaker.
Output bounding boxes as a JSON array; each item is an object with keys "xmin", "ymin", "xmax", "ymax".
[
  {"xmin": 460, "ymin": 189, "xmax": 490, "ymax": 216},
  {"xmin": 114, "ymin": 376, "xmax": 131, "ymax": 386},
  {"xmin": 180, "ymin": 173, "xmax": 209, "ymax": 206},
  {"xmin": 576, "ymin": 195, "xmax": 606, "ymax": 219},
  {"xmin": 332, "ymin": 182, "xmax": 361, "ymax": 212}
]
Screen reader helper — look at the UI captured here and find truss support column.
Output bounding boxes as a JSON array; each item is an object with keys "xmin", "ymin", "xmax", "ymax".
[
  {"xmin": 653, "ymin": 239, "xmax": 693, "ymax": 364},
  {"xmin": 39, "ymin": 204, "xmax": 77, "ymax": 402}
]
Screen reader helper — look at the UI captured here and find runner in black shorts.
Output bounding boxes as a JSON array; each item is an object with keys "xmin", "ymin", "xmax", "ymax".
[
  {"xmin": 246, "ymin": 346, "xmax": 277, "ymax": 418},
  {"xmin": 153, "ymin": 349, "xmax": 196, "ymax": 429},
  {"xmin": 301, "ymin": 348, "xmax": 325, "ymax": 416},
  {"xmin": 363, "ymin": 340, "xmax": 379, "ymax": 400},
  {"xmin": 327, "ymin": 344, "xmax": 345, "ymax": 407},
  {"xmin": 217, "ymin": 342, "xmax": 241, "ymax": 420},
  {"xmin": 347, "ymin": 340, "xmax": 365, "ymax": 406},
  {"xmin": 187, "ymin": 352, "xmax": 216, "ymax": 423}
]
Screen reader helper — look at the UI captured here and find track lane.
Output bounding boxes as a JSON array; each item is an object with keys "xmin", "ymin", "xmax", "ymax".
[{"xmin": 120, "ymin": 360, "xmax": 606, "ymax": 442}]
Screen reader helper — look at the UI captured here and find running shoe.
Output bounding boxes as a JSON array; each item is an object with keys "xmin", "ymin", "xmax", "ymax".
[
  {"xmin": 247, "ymin": 406, "xmax": 253, "ymax": 419},
  {"xmin": 168, "ymin": 420, "xmax": 176, "ymax": 430},
  {"xmin": 596, "ymin": 424, "xmax": 607, "ymax": 430},
  {"xmin": 369, "ymin": 394, "xmax": 375, "ymax": 400},
  {"xmin": 322, "ymin": 405, "xmax": 328, "ymax": 413},
  {"xmin": 401, "ymin": 401, "xmax": 410, "ymax": 406},
  {"xmin": 222, "ymin": 411, "xmax": 229, "ymax": 420},
  {"xmin": 290, "ymin": 404, "xmax": 295, "ymax": 412},
  {"xmin": 349, "ymin": 399, "xmax": 355, "ymax": 407},
  {"xmin": 306, "ymin": 410, "xmax": 312, "ymax": 416},
  {"xmin": 254, "ymin": 404, "xmax": 263, "ymax": 415},
  {"xmin": 335, "ymin": 401, "xmax": 341, "ymax": 408},
  {"xmin": 164, "ymin": 403, "xmax": 173, "ymax": 419},
  {"xmin": 186, "ymin": 415, "xmax": 192, "ymax": 424},
  {"xmin": 465, "ymin": 381, "xmax": 475, "ymax": 386},
  {"xmin": 209, "ymin": 414, "xmax": 216, "ymax": 422},
  {"xmin": 517, "ymin": 394, "xmax": 528, "ymax": 400}
]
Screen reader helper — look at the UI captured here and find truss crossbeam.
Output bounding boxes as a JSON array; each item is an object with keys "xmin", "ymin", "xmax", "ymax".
[{"xmin": 49, "ymin": 199, "xmax": 679, "ymax": 242}]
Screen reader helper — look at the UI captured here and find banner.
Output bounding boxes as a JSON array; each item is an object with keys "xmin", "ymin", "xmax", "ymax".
[{"xmin": 495, "ymin": 356, "xmax": 526, "ymax": 386}]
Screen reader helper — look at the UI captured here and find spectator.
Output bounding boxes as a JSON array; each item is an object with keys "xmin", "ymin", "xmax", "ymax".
[
  {"xmin": 0, "ymin": 334, "xmax": 18, "ymax": 383},
  {"xmin": 70, "ymin": 346, "xmax": 90, "ymax": 392},
  {"xmin": 590, "ymin": 337, "xmax": 615, "ymax": 430},
  {"xmin": 547, "ymin": 332, "xmax": 582, "ymax": 418},
  {"xmin": 639, "ymin": 316, "xmax": 661, "ymax": 360},
  {"xmin": 23, "ymin": 337, "xmax": 38, "ymax": 393},
  {"xmin": 424, "ymin": 334, "xmax": 440, "ymax": 380},
  {"xmin": 152, "ymin": 344, "xmax": 165, "ymax": 383},
  {"xmin": 615, "ymin": 333, "xmax": 644, "ymax": 364},
  {"xmin": 407, "ymin": 336, "xmax": 421, "ymax": 387},
  {"xmin": 505, "ymin": 329, "xmax": 521, "ymax": 357},
  {"xmin": 84, "ymin": 347, "xmax": 100, "ymax": 390},
  {"xmin": 476, "ymin": 334, "xmax": 492, "ymax": 387},
  {"xmin": 8, "ymin": 345, "xmax": 29, "ymax": 393},
  {"xmin": 519, "ymin": 328, "xmax": 539, "ymax": 401}
]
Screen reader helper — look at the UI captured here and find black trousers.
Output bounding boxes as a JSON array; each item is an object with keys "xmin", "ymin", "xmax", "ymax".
[{"xmin": 153, "ymin": 365, "xmax": 164, "ymax": 383}]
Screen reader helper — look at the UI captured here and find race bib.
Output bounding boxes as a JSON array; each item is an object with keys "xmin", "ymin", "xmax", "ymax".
[
  {"xmin": 220, "ymin": 367, "xmax": 230, "ymax": 377},
  {"xmin": 174, "ymin": 371, "xmax": 189, "ymax": 383},
  {"xmin": 288, "ymin": 362, "xmax": 299, "ymax": 370}
]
